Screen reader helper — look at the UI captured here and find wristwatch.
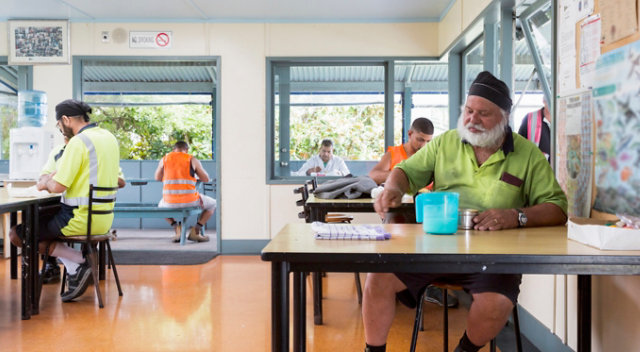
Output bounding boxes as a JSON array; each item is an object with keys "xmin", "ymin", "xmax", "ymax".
[{"xmin": 516, "ymin": 208, "xmax": 528, "ymax": 228}]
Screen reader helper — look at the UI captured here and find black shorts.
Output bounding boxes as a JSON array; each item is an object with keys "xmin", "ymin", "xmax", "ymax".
[
  {"xmin": 15, "ymin": 204, "xmax": 75, "ymax": 242},
  {"xmin": 394, "ymin": 272, "xmax": 522, "ymax": 308}
]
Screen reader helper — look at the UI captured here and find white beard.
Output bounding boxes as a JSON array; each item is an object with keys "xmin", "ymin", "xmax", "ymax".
[{"xmin": 456, "ymin": 113, "xmax": 507, "ymax": 149}]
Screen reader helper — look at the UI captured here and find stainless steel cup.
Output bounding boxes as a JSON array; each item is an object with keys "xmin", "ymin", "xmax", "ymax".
[{"xmin": 458, "ymin": 209, "xmax": 478, "ymax": 229}]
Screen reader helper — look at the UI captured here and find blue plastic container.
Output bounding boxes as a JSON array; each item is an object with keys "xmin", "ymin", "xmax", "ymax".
[
  {"xmin": 18, "ymin": 90, "xmax": 47, "ymax": 127},
  {"xmin": 415, "ymin": 192, "xmax": 460, "ymax": 234}
]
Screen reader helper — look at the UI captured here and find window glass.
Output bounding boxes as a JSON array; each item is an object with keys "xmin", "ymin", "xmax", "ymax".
[
  {"xmin": 0, "ymin": 93, "xmax": 18, "ymax": 159},
  {"xmin": 464, "ymin": 41, "xmax": 484, "ymax": 97},
  {"xmin": 273, "ymin": 63, "xmax": 386, "ymax": 178},
  {"xmin": 395, "ymin": 62, "xmax": 449, "ymax": 138},
  {"xmin": 513, "ymin": 0, "xmax": 552, "ymax": 133},
  {"xmin": 83, "ymin": 94, "xmax": 213, "ymax": 160},
  {"xmin": 269, "ymin": 59, "xmax": 447, "ymax": 182},
  {"xmin": 527, "ymin": 3, "xmax": 552, "ymax": 84},
  {"xmin": 79, "ymin": 59, "xmax": 216, "ymax": 161},
  {"xmin": 411, "ymin": 92, "xmax": 449, "ymax": 136}
]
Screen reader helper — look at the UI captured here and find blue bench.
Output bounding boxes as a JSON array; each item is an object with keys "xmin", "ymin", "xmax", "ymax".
[{"xmin": 113, "ymin": 203, "xmax": 202, "ymax": 245}]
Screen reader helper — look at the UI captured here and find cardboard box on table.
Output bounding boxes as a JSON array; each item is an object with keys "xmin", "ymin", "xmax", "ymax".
[{"xmin": 568, "ymin": 217, "xmax": 640, "ymax": 250}]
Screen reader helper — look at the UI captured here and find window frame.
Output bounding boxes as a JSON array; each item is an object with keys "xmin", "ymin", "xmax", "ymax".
[
  {"xmin": 72, "ymin": 55, "xmax": 220, "ymax": 162},
  {"xmin": 265, "ymin": 57, "xmax": 440, "ymax": 184}
]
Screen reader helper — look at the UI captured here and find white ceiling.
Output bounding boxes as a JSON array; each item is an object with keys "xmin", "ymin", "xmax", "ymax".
[{"xmin": 0, "ymin": 0, "xmax": 456, "ymax": 23}]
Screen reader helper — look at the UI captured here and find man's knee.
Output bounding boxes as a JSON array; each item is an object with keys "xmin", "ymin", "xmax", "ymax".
[
  {"xmin": 9, "ymin": 226, "xmax": 21, "ymax": 247},
  {"xmin": 365, "ymin": 273, "xmax": 406, "ymax": 295},
  {"xmin": 38, "ymin": 241, "xmax": 55, "ymax": 256},
  {"xmin": 471, "ymin": 292, "xmax": 514, "ymax": 318}
]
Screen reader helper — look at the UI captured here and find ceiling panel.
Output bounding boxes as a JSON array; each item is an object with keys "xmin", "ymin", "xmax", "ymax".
[{"xmin": 0, "ymin": 0, "xmax": 455, "ymax": 22}]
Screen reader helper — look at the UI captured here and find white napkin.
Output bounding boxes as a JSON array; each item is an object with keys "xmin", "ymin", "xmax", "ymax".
[{"xmin": 7, "ymin": 185, "xmax": 51, "ymax": 198}]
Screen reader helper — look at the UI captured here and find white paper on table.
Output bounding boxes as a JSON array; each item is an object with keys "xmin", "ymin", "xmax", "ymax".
[{"xmin": 7, "ymin": 185, "xmax": 50, "ymax": 198}]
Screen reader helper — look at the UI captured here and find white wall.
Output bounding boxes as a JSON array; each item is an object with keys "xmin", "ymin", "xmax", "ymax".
[
  {"xmin": 0, "ymin": 21, "xmax": 438, "ymax": 240},
  {"xmin": 438, "ymin": 0, "xmax": 493, "ymax": 54}
]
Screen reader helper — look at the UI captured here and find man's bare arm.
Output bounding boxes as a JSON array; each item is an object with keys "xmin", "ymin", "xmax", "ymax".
[
  {"xmin": 192, "ymin": 158, "xmax": 210, "ymax": 182},
  {"xmin": 473, "ymin": 203, "xmax": 568, "ymax": 231},
  {"xmin": 373, "ymin": 168, "xmax": 410, "ymax": 218},
  {"xmin": 154, "ymin": 159, "xmax": 164, "ymax": 181},
  {"xmin": 368, "ymin": 152, "xmax": 392, "ymax": 185}
]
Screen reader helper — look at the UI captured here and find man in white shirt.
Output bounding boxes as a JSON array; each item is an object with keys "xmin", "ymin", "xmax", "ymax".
[{"xmin": 293, "ymin": 139, "xmax": 350, "ymax": 176}]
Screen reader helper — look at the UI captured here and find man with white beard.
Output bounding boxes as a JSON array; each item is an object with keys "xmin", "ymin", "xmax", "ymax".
[{"xmin": 362, "ymin": 71, "xmax": 568, "ymax": 352}]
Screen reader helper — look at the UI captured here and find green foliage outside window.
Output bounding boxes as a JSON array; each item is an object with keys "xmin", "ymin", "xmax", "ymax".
[
  {"xmin": 0, "ymin": 105, "xmax": 18, "ymax": 160},
  {"xmin": 90, "ymin": 105, "xmax": 213, "ymax": 160},
  {"xmin": 285, "ymin": 104, "xmax": 401, "ymax": 161}
]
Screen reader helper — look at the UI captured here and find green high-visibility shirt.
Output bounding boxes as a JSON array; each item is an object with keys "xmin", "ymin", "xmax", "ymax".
[
  {"xmin": 53, "ymin": 124, "xmax": 120, "ymax": 236},
  {"xmin": 396, "ymin": 129, "xmax": 568, "ymax": 213}
]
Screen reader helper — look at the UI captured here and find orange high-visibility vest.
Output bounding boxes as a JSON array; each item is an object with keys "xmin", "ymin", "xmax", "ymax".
[
  {"xmin": 389, "ymin": 144, "xmax": 433, "ymax": 191},
  {"xmin": 162, "ymin": 151, "xmax": 200, "ymax": 206},
  {"xmin": 388, "ymin": 145, "xmax": 408, "ymax": 170}
]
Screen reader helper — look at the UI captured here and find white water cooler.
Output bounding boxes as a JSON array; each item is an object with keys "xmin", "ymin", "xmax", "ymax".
[{"xmin": 9, "ymin": 127, "xmax": 55, "ymax": 180}]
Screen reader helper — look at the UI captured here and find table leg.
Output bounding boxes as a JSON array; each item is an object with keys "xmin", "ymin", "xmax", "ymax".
[
  {"xmin": 99, "ymin": 242, "xmax": 106, "ymax": 280},
  {"xmin": 293, "ymin": 271, "xmax": 306, "ymax": 352},
  {"xmin": 577, "ymin": 275, "xmax": 591, "ymax": 352},
  {"xmin": 313, "ymin": 272, "xmax": 323, "ymax": 325},
  {"xmin": 271, "ymin": 261, "xmax": 289, "ymax": 352},
  {"xmin": 31, "ymin": 204, "xmax": 41, "ymax": 314},
  {"xmin": 309, "ymin": 207, "xmax": 325, "ymax": 326},
  {"xmin": 21, "ymin": 206, "xmax": 33, "ymax": 320},
  {"xmin": 10, "ymin": 212, "xmax": 18, "ymax": 279}
]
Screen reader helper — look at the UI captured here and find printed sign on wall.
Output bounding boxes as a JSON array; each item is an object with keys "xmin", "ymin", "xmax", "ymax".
[{"xmin": 129, "ymin": 31, "xmax": 172, "ymax": 49}]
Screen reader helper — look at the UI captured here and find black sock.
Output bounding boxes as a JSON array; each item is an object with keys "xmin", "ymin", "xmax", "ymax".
[
  {"xmin": 455, "ymin": 331, "xmax": 482, "ymax": 352},
  {"xmin": 46, "ymin": 256, "xmax": 58, "ymax": 264},
  {"xmin": 170, "ymin": 220, "xmax": 178, "ymax": 227},
  {"xmin": 196, "ymin": 222, "xmax": 204, "ymax": 229},
  {"xmin": 364, "ymin": 343, "xmax": 386, "ymax": 352}
]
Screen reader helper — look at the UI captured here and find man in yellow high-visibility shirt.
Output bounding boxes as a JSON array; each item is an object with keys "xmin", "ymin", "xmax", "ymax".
[{"xmin": 10, "ymin": 99, "xmax": 121, "ymax": 302}]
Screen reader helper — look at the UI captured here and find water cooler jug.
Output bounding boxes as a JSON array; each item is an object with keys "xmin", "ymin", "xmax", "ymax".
[{"xmin": 17, "ymin": 90, "xmax": 47, "ymax": 128}]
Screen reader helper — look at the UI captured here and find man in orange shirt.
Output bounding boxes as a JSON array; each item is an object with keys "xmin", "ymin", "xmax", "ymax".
[
  {"xmin": 155, "ymin": 141, "xmax": 216, "ymax": 243},
  {"xmin": 368, "ymin": 117, "xmax": 434, "ymax": 185}
]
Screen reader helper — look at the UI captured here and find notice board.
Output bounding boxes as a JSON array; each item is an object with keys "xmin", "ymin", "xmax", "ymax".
[{"xmin": 556, "ymin": 0, "xmax": 640, "ymax": 218}]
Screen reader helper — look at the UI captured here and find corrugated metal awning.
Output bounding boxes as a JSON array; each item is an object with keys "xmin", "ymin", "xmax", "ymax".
[{"xmin": 82, "ymin": 60, "xmax": 217, "ymax": 94}]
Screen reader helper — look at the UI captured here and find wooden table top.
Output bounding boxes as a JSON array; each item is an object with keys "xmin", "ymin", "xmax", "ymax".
[
  {"xmin": 0, "ymin": 188, "xmax": 59, "ymax": 210},
  {"xmin": 262, "ymin": 223, "xmax": 640, "ymax": 258}
]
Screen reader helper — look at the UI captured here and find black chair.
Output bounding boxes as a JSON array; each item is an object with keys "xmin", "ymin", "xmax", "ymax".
[
  {"xmin": 40, "ymin": 184, "xmax": 123, "ymax": 308},
  {"xmin": 410, "ymin": 284, "xmax": 522, "ymax": 352}
]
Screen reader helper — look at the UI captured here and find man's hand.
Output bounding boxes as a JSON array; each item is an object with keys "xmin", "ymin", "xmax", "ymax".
[
  {"xmin": 36, "ymin": 173, "xmax": 54, "ymax": 191},
  {"xmin": 374, "ymin": 187, "xmax": 404, "ymax": 218},
  {"xmin": 472, "ymin": 208, "xmax": 519, "ymax": 231},
  {"xmin": 306, "ymin": 166, "xmax": 322, "ymax": 175}
]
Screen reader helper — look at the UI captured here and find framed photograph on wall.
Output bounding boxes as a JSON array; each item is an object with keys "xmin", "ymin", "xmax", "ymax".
[{"xmin": 8, "ymin": 20, "xmax": 70, "ymax": 65}]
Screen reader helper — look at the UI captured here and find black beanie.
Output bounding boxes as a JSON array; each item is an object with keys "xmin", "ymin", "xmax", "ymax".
[
  {"xmin": 468, "ymin": 71, "xmax": 512, "ymax": 112},
  {"xmin": 55, "ymin": 99, "xmax": 92, "ymax": 121}
]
